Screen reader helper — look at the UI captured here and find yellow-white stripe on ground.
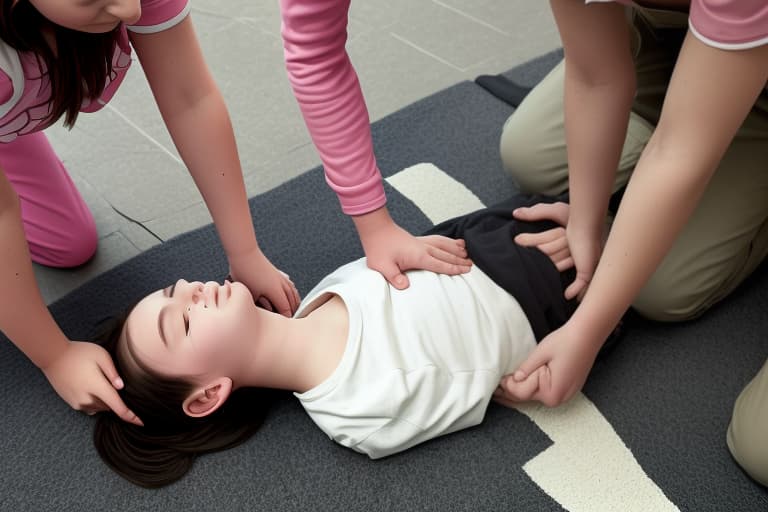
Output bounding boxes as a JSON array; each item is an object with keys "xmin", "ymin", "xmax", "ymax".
[
  {"xmin": 388, "ymin": 162, "xmax": 679, "ymax": 512},
  {"xmin": 516, "ymin": 394, "xmax": 679, "ymax": 512},
  {"xmin": 385, "ymin": 163, "xmax": 486, "ymax": 223}
]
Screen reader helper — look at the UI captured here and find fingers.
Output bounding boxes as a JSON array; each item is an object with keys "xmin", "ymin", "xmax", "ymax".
[
  {"xmin": 554, "ymin": 255, "xmax": 575, "ymax": 272},
  {"xmin": 94, "ymin": 384, "xmax": 143, "ymax": 426},
  {"xmin": 270, "ymin": 291, "xmax": 294, "ymax": 318},
  {"xmin": 513, "ymin": 202, "xmax": 569, "ymax": 226},
  {"xmin": 377, "ymin": 261, "xmax": 410, "ymax": 290},
  {"xmin": 422, "ymin": 245, "xmax": 473, "ymax": 276},
  {"xmin": 514, "ymin": 228, "xmax": 564, "ymax": 249},
  {"xmin": 256, "ymin": 296, "xmax": 274, "ymax": 311},
  {"xmin": 512, "ymin": 347, "xmax": 551, "ymax": 383},
  {"xmin": 421, "ymin": 236, "xmax": 472, "ymax": 266},
  {"xmin": 96, "ymin": 354, "xmax": 125, "ymax": 390},
  {"xmin": 497, "ymin": 369, "xmax": 541, "ymax": 402},
  {"xmin": 94, "ymin": 356, "xmax": 143, "ymax": 425},
  {"xmin": 564, "ymin": 277, "xmax": 588, "ymax": 300},
  {"xmin": 421, "ymin": 235, "xmax": 468, "ymax": 257},
  {"xmin": 287, "ymin": 280, "xmax": 301, "ymax": 313},
  {"xmin": 279, "ymin": 276, "xmax": 301, "ymax": 316}
]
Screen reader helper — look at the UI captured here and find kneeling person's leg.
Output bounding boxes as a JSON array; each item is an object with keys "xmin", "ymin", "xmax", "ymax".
[
  {"xmin": 0, "ymin": 132, "xmax": 97, "ymax": 267},
  {"xmin": 728, "ymin": 359, "xmax": 768, "ymax": 487}
]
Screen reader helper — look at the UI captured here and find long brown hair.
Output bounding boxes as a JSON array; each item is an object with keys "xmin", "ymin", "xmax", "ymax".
[
  {"xmin": 0, "ymin": 0, "xmax": 119, "ymax": 127},
  {"xmin": 92, "ymin": 311, "xmax": 277, "ymax": 488}
]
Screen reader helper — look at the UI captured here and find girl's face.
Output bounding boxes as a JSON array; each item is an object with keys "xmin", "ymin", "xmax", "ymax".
[
  {"xmin": 26, "ymin": 0, "xmax": 142, "ymax": 33},
  {"xmin": 122, "ymin": 280, "xmax": 258, "ymax": 381}
]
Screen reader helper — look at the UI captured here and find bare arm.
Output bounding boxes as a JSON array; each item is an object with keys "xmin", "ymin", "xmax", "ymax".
[
  {"xmin": 572, "ymin": 34, "xmax": 768, "ymax": 345},
  {"xmin": 131, "ymin": 18, "xmax": 299, "ymax": 315},
  {"xmin": 0, "ymin": 167, "xmax": 67, "ymax": 368},
  {"xmin": 0, "ymin": 167, "xmax": 139, "ymax": 423},
  {"xmin": 550, "ymin": 0, "xmax": 635, "ymax": 297},
  {"xmin": 500, "ymin": 30, "xmax": 768, "ymax": 407}
]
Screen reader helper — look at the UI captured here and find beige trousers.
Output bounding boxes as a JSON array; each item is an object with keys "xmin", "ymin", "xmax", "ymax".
[{"xmin": 499, "ymin": 7, "xmax": 768, "ymax": 485}]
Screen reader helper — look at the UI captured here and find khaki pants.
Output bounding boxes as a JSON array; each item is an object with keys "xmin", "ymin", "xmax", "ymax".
[{"xmin": 499, "ymin": 7, "xmax": 768, "ymax": 485}]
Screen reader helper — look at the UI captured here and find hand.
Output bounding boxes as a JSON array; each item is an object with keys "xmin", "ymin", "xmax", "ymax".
[
  {"xmin": 513, "ymin": 202, "xmax": 574, "ymax": 272},
  {"xmin": 514, "ymin": 201, "xmax": 603, "ymax": 300},
  {"xmin": 229, "ymin": 247, "xmax": 300, "ymax": 317},
  {"xmin": 41, "ymin": 341, "xmax": 142, "ymax": 425},
  {"xmin": 353, "ymin": 207, "xmax": 472, "ymax": 289},
  {"xmin": 494, "ymin": 322, "xmax": 600, "ymax": 407}
]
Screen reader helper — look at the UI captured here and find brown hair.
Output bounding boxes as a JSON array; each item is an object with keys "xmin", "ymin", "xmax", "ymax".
[
  {"xmin": 92, "ymin": 311, "xmax": 277, "ymax": 488},
  {"xmin": 0, "ymin": 0, "xmax": 119, "ymax": 127}
]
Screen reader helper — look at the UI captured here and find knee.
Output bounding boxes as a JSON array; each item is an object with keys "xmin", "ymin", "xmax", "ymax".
[
  {"xmin": 30, "ymin": 215, "xmax": 97, "ymax": 268},
  {"xmin": 632, "ymin": 284, "xmax": 704, "ymax": 322},
  {"xmin": 499, "ymin": 114, "xmax": 561, "ymax": 195},
  {"xmin": 727, "ymin": 379, "xmax": 768, "ymax": 486},
  {"xmin": 632, "ymin": 267, "xmax": 718, "ymax": 322}
]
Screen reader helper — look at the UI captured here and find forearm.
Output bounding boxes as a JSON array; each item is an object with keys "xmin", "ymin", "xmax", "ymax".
[
  {"xmin": 162, "ymin": 91, "xmax": 259, "ymax": 262},
  {"xmin": 569, "ymin": 33, "xmax": 768, "ymax": 346},
  {"xmin": 551, "ymin": 0, "xmax": 635, "ymax": 236},
  {"xmin": 0, "ymin": 171, "xmax": 68, "ymax": 368},
  {"xmin": 564, "ymin": 65, "xmax": 635, "ymax": 237},
  {"xmin": 350, "ymin": 205, "xmax": 394, "ymax": 243},
  {"xmin": 281, "ymin": 0, "xmax": 386, "ymax": 215},
  {"xmin": 570, "ymin": 142, "xmax": 712, "ymax": 344}
]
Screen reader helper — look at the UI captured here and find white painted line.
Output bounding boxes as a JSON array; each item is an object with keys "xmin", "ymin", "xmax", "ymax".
[
  {"xmin": 385, "ymin": 162, "xmax": 485, "ymax": 223},
  {"xmin": 516, "ymin": 394, "xmax": 679, "ymax": 512}
]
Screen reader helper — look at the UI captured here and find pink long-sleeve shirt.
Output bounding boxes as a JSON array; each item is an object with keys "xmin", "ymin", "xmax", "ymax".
[{"xmin": 281, "ymin": 0, "xmax": 386, "ymax": 216}]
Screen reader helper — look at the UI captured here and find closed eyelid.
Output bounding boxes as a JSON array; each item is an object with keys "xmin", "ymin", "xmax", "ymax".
[{"xmin": 158, "ymin": 305, "xmax": 169, "ymax": 347}]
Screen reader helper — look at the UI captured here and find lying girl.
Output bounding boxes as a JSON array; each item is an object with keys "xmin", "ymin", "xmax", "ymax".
[{"xmin": 93, "ymin": 196, "xmax": 589, "ymax": 488}]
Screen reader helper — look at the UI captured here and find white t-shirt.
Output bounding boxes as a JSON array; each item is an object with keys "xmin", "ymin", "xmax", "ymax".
[{"xmin": 294, "ymin": 259, "xmax": 536, "ymax": 459}]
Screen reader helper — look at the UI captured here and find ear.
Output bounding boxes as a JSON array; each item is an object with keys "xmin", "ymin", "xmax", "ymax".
[{"xmin": 182, "ymin": 377, "xmax": 233, "ymax": 418}]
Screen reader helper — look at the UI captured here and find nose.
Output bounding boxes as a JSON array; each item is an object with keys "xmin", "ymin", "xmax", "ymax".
[
  {"xmin": 106, "ymin": 0, "xmax": 142, "ymax": 25},
  {"xmin": 174, "ymin": 279, "xmax": 204, "ymax": 302},
  {"xmin": 201, "ymin": 281, "xmax": 221, "ymax": 307}
]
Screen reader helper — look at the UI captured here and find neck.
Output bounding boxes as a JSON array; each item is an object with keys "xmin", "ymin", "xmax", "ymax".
[{"xmin": 234, "ymin": 295, "xmax": 347, "ymax": 393}]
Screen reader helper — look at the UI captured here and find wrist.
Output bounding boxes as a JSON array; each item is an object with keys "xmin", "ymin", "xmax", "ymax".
[
  {"xmin": 351, "ymin": 206, "xmax": 394, "ymax": 242},
  {"xmin": 226, "ymin": 243, "xmax": 263, "ymax": 268},
  {"xmin": 36, "ymin": 335, "xmax": 70, "ymax": 371}
]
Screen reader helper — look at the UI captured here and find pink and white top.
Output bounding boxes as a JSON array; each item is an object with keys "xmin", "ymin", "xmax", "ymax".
[
  {"xmin": 0, "ymin": 0, "xmax": 190, "ymax": 143},
  {"xmin": 585, "ymin": 0, "xmax": 768, "ymax": 50}
]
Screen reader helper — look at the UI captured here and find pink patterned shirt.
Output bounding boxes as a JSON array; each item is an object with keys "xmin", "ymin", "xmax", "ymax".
[
  {"xmin": 0, "ymin": 0, "xmax": 190, "ymax": 143},
  {"xmin": 585, "ymin": 0, "xmax": 768, "ymax": 50}
]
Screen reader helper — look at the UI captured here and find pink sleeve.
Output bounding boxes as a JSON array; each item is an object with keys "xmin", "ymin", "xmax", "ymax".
[
  {"xmin": 128, "ymin": 0, "xmax": 191, "ymax": 34},
  {"xmin": 280, "ymin": 0, "xmax": 387, "ymax": 216},
  {"xmin": 689, "ymin": 0, "xmax": 768, "ymax": 50}
]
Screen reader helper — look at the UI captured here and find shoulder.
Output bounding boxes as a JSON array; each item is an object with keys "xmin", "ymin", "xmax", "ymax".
[
  {"xmin": 689, "ymin": 0, "xmax": 768, "ymax": 50},
  {"xmin": 128, "ymin": 0, "xmax": 191, "ymax": 34}
]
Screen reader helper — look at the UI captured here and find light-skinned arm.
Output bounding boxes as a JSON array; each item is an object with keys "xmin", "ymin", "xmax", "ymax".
[
  {"xmin": 280, "ymin": 0, "xmax": 471, "ymax": 290},
  {"xmin": 130, "ymin": 18, "xmax": 299, "ymax": 315},
  {"xmin": 502, "ymin": 32, "xmax": 768, "ymax": 406},
  {"xmin": 551, "ymin": 0, "xmax": 636, "ymax": 299},
  {"xmin": 0, "ymin": 167, "xmax": 141, "ymax": 424}
]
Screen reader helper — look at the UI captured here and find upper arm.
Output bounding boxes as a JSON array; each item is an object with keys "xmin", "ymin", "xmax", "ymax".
[
  {"xmin": 550, "ymin": 0, "xmax": 634, "ymax": 86},
  {"xmin": 651, "ymin": 33, "xmax": 768, "ymax": 175},
  {"xmin": 129, "ymin": 16, "xmax": 218, "ymax": 116}
]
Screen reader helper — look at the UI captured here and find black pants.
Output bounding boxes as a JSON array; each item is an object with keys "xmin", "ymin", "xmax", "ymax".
[{"xmin": 427, "ymin": 194, "xmax": 576, "ymax": 341}]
